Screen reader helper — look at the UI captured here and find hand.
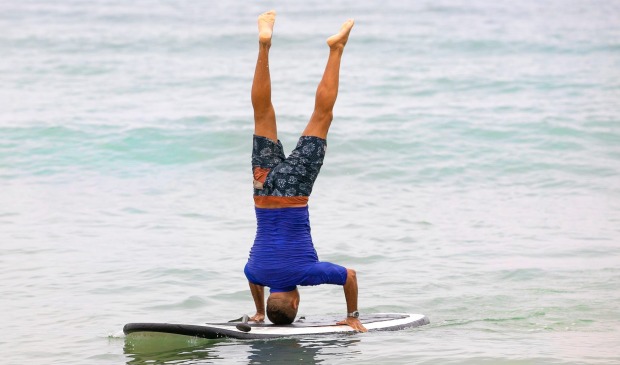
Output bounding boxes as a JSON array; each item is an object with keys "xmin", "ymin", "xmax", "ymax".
[
  {"xmin": 249, "ymin": 312, "xmax": 265, "ymax": 322},
  {"xmin": 337, "ymin": 317, "xmax": 368, "ymax": 332}
]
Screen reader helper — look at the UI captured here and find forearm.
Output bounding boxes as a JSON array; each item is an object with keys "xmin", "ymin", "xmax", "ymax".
[
  {"xmin": 249, "ymin": 282, "xmax": 265, "ymax": 314},
  {"xmin": 338, "ymin": 268, "xmax": 367, "ymax": 332},
  {"xmin": 343, "ymin": 268, "xmax": 358, "ymax": 313}
]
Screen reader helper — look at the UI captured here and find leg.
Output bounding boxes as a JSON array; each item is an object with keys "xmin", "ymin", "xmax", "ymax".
[
  {"xmin": 252, "ymin": 10, "xmax": 277, "ymax": 142},
  {"xmin": 302, "ymin": 19, "xmax": 354, "ymax": 139}
]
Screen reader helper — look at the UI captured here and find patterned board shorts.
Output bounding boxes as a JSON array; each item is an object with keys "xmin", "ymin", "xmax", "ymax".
[{"xmin": 252, "ymin": 135, "xmax": 327, "ymax": 200}]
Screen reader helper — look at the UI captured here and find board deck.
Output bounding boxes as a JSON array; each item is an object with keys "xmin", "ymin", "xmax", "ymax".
[{"xmin": 123, "ymin": 313, "xmax": 429, "ymax": 340}]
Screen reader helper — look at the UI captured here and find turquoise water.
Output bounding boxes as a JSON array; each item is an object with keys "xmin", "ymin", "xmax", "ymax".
[{"xmin": 2, "ymin": 0, "xmax": 620, "ymax": 364}]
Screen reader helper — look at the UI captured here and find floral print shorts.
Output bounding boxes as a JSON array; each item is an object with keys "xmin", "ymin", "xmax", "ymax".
[{"xmin": 252, "ymin": 135, "xmax": 327, "ymax": 198}]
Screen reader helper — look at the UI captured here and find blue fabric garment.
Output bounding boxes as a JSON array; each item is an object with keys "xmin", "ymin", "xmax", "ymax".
[{"xmin": 244, "ymin": 206, "xmax": 348, "ymax": 292}]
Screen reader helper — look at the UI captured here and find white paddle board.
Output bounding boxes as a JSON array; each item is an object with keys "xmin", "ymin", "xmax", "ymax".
[{"xmin": 123, "ymin": 313, "xmax": 429, "ymax": 339}]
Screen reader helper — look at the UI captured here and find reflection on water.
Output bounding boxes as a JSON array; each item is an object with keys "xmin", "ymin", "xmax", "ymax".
[
  {"xmin": 246, "ymin": 337, "xmax": 360, "ymax": 364},
  {"xmin": 123, "ymin": 333, "xmax": 221, "ymax": 364},
  {"xmin": 124, "ymin": 333, "xmax": 361, "ymax": 364}
]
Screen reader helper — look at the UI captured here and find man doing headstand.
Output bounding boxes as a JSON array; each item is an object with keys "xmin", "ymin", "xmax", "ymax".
[{"xmin": 244, "ymin": 10, "xmax": 367, "ymax": 332}]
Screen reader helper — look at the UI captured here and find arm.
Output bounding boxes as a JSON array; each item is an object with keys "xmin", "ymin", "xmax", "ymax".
[
  {"xmin": 337, "ymin": 268, "xmax": 367, "ymax": 332},
  {"xmin": 248, "ymin": 281, "xmax": 265, "ymax": 322}
]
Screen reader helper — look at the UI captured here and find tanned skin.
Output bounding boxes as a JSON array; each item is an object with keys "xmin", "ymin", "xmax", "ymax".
[{"xmin": 248, "ymin": 10, "xmax": 366, "ymax": 333}]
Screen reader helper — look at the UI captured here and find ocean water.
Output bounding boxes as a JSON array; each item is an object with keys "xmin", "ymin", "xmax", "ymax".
[{"xmin": 1, "ymin": 0, "xmax": 620, "ymax": 364}]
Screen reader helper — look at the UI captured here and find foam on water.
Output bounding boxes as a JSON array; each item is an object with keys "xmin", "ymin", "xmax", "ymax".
[{"xmin": 1, "ymin": 0, "xmax": 620, "ymax": 364}]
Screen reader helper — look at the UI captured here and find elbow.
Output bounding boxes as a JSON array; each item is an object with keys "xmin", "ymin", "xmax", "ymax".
[{"xmin": 346, "ymin": 268, "xmax": 357, "ymax": 281}]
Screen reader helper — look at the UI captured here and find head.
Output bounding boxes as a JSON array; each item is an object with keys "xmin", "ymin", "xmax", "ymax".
[{"xmin": 266, "ymin": 288, "xmax": 300, "ymax": 325}]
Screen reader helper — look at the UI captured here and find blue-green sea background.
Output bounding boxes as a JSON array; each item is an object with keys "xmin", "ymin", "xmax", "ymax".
[{"xmin": 1, "ymin": 0, "xmax": 620, "ymax": 364}]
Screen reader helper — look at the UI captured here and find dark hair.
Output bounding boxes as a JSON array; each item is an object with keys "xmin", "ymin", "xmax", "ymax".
[{"xmin": 266, "ymin": 297, "xmax": 297, "ymax": 325}]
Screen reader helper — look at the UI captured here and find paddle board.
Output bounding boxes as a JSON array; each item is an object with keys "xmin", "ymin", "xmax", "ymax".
[{"xmin": 123, "ymin": 313, "xmax": 429, "ymax": 340}]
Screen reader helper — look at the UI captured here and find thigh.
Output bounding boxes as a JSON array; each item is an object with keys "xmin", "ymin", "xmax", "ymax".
[
  {"xmin": 252, "ymin": 135, "xmax": 286, "ymax": 193},
  {"xmin": 252, "ymin": 134, "xmax": 286, "ymax": 169}
]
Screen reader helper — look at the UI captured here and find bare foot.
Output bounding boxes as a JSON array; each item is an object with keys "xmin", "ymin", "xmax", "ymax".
[
  {"xmin": 258, "ymin": 10, "xmax": 276, "ymax": 45},
  {"xmin": 327, "ymin": 19, "xmax": 354, "ymax": 50}
]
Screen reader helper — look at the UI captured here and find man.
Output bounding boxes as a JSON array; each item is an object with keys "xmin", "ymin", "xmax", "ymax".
[{"xmin": 244, "ymin": 10, "xmax": 367, "ymax": 332}]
